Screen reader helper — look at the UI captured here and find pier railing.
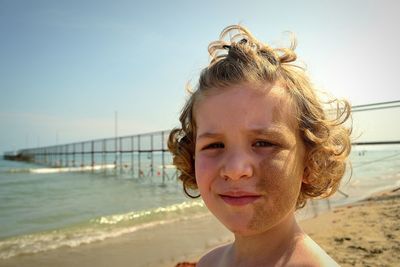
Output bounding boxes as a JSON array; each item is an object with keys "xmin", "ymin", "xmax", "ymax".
[
  {"xmin": 5, "ymin": 130, "xmax": 176, "ymax": 183},
  {"xmin": 3, "ymin": 100, "xmax": 400, "ymax": 185}
]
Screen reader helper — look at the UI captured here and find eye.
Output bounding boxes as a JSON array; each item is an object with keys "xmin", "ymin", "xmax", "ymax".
[
  {"xmin": 253, "ymin": 140, "xmax": 275, "ymax": 147},
  {"xmin": 203, "ymin": 142, "xmax": 224, "ymax": 150}
]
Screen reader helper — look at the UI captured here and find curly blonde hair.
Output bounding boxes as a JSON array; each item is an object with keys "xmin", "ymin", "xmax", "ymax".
[{"xmin": 168, "ymin": 25, "xmax": 351, "ymax": 209}]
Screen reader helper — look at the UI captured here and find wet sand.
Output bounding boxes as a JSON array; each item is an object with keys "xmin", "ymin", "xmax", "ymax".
[
  {"xmin": 1, "ymin": 188, "xmax": 399, "ymax": 267},
  {"xmin": 0, "ymin": 214, "xmax": 231, "ymax": 267}
]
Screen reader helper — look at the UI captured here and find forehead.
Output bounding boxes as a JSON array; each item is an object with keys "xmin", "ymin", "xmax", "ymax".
[{"xmin": 194, "ymin": 83, "xmax": 298, "ymax": 132}]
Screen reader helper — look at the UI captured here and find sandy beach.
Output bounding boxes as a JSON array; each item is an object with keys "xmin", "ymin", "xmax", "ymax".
[
  {"xmin": 0, "ymin": 188, "xmax": 399, "ymax": 267},
  {"xmin": 301, "ymin": 188, "xmax": 400, "ymax": 267}
]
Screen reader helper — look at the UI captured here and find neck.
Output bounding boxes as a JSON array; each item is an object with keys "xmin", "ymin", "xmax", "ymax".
[{"xmin": 228, "ymin": 214, "xmax": 304, "ymax": 266}]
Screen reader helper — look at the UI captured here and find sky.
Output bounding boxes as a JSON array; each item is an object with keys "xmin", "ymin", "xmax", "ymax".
[{"xmin": 1, "ymin": 0, "xmax": 400, "ymax": 153}]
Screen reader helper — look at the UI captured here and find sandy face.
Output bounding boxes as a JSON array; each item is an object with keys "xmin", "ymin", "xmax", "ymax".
[{"xmin": 248, "ymin": 102, "xmax": 304, "ymax": 232}]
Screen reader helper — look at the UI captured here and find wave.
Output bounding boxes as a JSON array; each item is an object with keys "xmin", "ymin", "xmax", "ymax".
[
  {"xmin": 94, "ymin": 200, "xmax": 205, "ymax": 225},
  {"xmin": 4, "ymin": 164, "xmax": 117, "ymax": 174},
  {"xmin": 3, "ymin": 164, "xmax": 176, "ymax": 174},
  {"xmin": 0, "ymin": 200, "xmax": 207, "ymax": 260}
]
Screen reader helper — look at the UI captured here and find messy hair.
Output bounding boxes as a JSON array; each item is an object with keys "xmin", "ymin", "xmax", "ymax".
[{"xmin": 168, "ymin": 25, "xmax": 351, "ymax": 209}]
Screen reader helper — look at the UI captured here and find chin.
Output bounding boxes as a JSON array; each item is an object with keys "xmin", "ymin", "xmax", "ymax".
[
  {"xmin": 230, "ymin": 227, "xmax": 260, "ymax": 237},
  {"xmin": 220, "ymin": 219, "xmax": 260, "ymax": 236}
]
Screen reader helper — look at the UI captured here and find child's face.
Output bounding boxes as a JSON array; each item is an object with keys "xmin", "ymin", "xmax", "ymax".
[{"xmin": 194, "ymin": 83, "xmax": 305, "ymax": 236}]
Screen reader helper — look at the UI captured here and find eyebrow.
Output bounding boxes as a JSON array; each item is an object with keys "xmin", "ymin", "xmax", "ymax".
[
  {"xmin": 250, "ymin": 126, "xmax": 292, "ymax": 137},
  {"xmin": 196, "ymin": 132, "xmax": 224, "ymax": 140},
  {"xmin": 250, "ymin": 126, "xmax": 296, "ymax": 142}
]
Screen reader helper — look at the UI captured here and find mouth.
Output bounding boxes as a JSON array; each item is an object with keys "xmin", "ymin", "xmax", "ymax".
[{"xmin": 219, "ymin": 192, "xmax": 261, "ymax": 206}]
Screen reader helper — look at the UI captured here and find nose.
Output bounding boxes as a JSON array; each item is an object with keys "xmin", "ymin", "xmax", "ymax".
[{"xmin": 220, "ymin": 149, "xmax": 254, "ymax": 181}]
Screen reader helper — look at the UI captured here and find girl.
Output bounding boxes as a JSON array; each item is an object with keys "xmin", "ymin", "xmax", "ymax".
[{"xmin": 169, "ymin": 25, "xmax": 351, "ymax": 267}]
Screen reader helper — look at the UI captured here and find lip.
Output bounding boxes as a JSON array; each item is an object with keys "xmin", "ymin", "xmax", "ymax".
[{"xmin": 219, "ymin": 191, "xmax": 261, "ymax": 206}]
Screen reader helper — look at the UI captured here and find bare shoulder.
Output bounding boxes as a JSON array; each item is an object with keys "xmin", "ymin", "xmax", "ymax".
[
  {"xmin": 289, "ymin": 234, "xmax": 339, "ymax": 267},
  {"xmin": 196, "ymin": 243, "xmax": 230, "ymax": 267}
]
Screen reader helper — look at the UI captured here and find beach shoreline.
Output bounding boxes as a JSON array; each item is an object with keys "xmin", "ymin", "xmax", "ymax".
[{"xmin": 0, "ymin": 187, "xmax": 399, "ymax": 267}]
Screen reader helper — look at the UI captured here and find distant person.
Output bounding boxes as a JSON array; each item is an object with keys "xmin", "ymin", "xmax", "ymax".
[{"xmin": 169, "ymin": 24, "xmax": 351, "ymax": 266}]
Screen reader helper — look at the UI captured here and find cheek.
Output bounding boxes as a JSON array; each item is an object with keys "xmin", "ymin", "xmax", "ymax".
[
  {"xmin": 194, "ymin": 155, "xmax": 218, "ymax": 190},
  {"xmin": 256, "ymin": 152, "xmax": 302, "ymax": 196},
  {"xmin": 248, "ymin": 152, "xmax": 303, "ymax": 230}
]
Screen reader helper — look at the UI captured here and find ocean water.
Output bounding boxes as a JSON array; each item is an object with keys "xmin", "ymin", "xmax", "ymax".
[{"xmin": 0, "ymin": 147, "xmax": 400, "ymax": 259}]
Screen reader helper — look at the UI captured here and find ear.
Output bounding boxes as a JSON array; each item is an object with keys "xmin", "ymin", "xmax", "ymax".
[{"xmin": 302, "ymin": 166, "xmax": 312, "ymax": 184}]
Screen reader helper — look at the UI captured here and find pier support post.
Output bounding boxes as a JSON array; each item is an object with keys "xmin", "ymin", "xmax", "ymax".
[
  {"xmin": 131, "ymin": 136, "xmax": 135, "ymax": 177},
  {"xmin": 138, "ymin": 135, "xmax": 141, "ymax": 178},
  {"xmin": 161, "ymin": 131, "xmax": 165, "ymax": 185},
  {"xmin": 91, "ymin": 141, "xmax": 94, "ymax": 172}
]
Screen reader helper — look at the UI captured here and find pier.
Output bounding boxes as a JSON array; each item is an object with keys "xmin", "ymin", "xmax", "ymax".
[{"xmin": 3, "ymin": 130, "xmax": 176, "ymax": 184}]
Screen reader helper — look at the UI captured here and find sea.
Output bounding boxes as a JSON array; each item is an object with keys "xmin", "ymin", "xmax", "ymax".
[{"xmin": 0, "ymin": 147, "xmax": 400, "ymax": 260}]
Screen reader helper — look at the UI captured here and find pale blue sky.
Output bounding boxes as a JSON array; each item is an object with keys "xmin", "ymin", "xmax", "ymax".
[{"xmin": 1, "ymin": 0, "xmax": 399, "ymax": 153}]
